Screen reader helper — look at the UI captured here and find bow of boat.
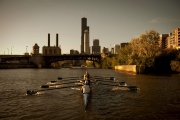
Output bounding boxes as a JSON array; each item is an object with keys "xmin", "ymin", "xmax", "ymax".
[{"xmin": 83, "ymin": 93, "xmax": 89, "ymax": 110}]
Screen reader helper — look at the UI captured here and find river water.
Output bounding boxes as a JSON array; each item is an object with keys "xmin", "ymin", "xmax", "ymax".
[{"xmin": 0, "ymin": 68, "xmax": 180, "ymax": 120}]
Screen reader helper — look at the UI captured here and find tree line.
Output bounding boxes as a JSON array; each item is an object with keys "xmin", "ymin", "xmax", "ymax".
[{"xmin": 99, "ymin": 29, "xmax": 180, "ymax": 73}]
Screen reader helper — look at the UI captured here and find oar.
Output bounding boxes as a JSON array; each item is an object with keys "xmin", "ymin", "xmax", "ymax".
[
  {"xmin": 41, "ymin": 81, "xmax": 81, "ymax": 88},
  {"xmin": 94, "ymin": 79, "xmax": 116, "ymax": 82},
  {"xmin": 92, "ymin": 77, "xmax": 116, "ymax": 81},
  {"xmin": 47, "ymin": 80, "xmax": 61, "ymax": 85},
  {"xmin": 104, "ymin": 77, "xmax": 115, "ymax": 80},
  {"xmin": 46, "ymin": 79, "xmax": 82, "ymax": 85},
  {"xmin": 92, "ymin": 75, "xmax": 104, "ymax": 78},
  {"xmin": 97, "ymin": 82, "xmax": 138, "ymax": 91},
  {"xmin": 93, "ymin": 79, "xmax": 118, "ymax": 84},
  {"xmin": 58, "ymin": 78, "xmax": 81, "ymax": 81},
  {"xmin": 57, "ymin": 77, "xmax": 63, "ymax": 80},
  {"xmin": 57, "ymin": 77, "xmax": 81, "ymax": 80},
  {"xmin": 65, "ymin": 76, "xmax": 81, "ymax": 80},
  {"xmin": 27, "ymin": 84, "xmax": 83, "ymax": 95},
  {"xmin": 93, "ymin": 77, "xmax": 115, "ymax": 79},
  {"xmin": 66, "ymin": 77, "xmax": 80, "ymax": 78},
  {"xmin": 39, "ymin": 84, "xmax": 82, "ymax": 91}
]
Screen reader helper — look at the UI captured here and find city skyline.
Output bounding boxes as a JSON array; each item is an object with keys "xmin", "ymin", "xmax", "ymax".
[{"xmin": 0, "ymin": 0, "xmax": 180, "ymax": 55}]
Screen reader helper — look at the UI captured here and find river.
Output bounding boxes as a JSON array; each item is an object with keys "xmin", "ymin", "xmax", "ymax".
[{"xmin": 0, "ymin": 68, "xmax": 180, "ymax": 120}]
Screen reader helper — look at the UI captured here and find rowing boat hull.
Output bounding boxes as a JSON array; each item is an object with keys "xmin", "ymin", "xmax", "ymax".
[{"xmin": 83, "ymin": 93, "xmax": 89, "ymax": 110}]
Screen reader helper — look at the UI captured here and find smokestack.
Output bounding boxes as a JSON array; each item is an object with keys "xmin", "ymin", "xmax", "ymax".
[
  {"xmin": 48, "ymin": 33, "xmax": 50, "ymax": 47},
  {"xmin": 56, "ymin": 33, "xmax": 58, "ymax": 47}
]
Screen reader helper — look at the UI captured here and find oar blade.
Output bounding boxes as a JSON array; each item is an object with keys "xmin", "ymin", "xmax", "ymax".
[{"xmin": 57, "ymin": 77, "xmax": 63, "ymax": 80}]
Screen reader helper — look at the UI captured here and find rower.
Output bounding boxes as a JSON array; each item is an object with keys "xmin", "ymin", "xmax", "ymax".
[
  {"xmin": 81, "ymin": 81, "xmax": 90, "ymax": 94},
  {"xmin": 83, "ymin": 71, "xmax": 91, "ymax": 85},
  {"xmin": 84, "ymin": 71, "xmax": 90, "ymax": 80}
]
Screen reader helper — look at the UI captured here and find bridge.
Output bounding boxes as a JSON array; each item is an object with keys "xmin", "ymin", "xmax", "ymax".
[
  {"xmin": 0, "ymin": 54, "xmax": 102, "ymax": 68},
  {"xmin": 43, "ymin": 54, "xmax": 101, "ymax": 65},
  {"xmin": 0, "ymin": 55, "xmax": 30, "ymax": 63}
]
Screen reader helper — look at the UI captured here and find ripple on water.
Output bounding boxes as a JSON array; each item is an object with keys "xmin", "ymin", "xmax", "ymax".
[{"xmin": 0, "ymin": 69, "xmax": 180, "ymax": 120}]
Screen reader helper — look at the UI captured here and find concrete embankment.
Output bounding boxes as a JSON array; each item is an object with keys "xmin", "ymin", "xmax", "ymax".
[{"xmin": 115, "ymin": 65, "xmax": 145, "ymax": 74}]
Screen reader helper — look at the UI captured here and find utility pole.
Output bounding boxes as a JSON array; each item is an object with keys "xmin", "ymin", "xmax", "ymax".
[{"xmin": 11, "ymin": 46, "xmax": 14, "ymax": 55}]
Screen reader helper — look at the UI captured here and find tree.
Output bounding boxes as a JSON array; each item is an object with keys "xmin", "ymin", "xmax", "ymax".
[
  {"xmin": 111, "ymin": 57, "xmax": 118, "ymax": 69},
  {"xmin": 118, "ymin": 44, "xmax": 132, "ymax": 65},
  {"xmin": 130, "ymin": 29, "xmax": 161, "ymax": 67},
  {"xmin": 86, "ymin": 61, "xmax": 94, "ymax": 67},
  {"xmin": 170, "ymin": 50, "xmax": 180, "ymax": 72},
  {"xmin": 94, "ymin": 62, "xmax": 101, "ymax": 68},
  {"xmin": 101, "ymin": 57, "xmax": 112, "ymax": 69},
  {"xmin": 170, "ymin": 61, "xmax": 180, "ymax": 72}
]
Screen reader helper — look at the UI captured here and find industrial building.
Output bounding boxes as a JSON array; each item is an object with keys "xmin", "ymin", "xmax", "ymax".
[{"xmin": 42, "ymin": 33, "xmax": 61, "ymax": 55}]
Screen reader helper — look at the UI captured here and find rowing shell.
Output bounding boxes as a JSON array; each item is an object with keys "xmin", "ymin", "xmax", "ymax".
[
  {"xmin": 83, "ymin": 93, "xmax": 89, "ymax": 110},
  {"xmin": 81, "ymin": 80, "xmax": 91, "ymax": 110}
]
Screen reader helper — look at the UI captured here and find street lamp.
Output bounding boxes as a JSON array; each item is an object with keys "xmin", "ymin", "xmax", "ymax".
[
  {"xmin": 7, "ymin": 48, "xmax": 9, "ymax": 55},
  {"xmin": 11, "ymin": 46, "xmax": 14, "ymax": 55}
]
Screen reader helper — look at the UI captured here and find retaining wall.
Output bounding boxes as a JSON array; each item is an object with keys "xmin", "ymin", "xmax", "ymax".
[{"xmin": 115, "ymin": 65, "xmax": 145, "ymax": 74}]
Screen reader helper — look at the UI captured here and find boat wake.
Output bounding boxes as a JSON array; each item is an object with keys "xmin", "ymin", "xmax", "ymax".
[
  {"xmin": 25, "ymin": 91, "xmax": 44, "ymax": 96},
  {"xmin": 111, "ymin": 86, "xmax": 140, "ymax": 91},
  {"xmin": 112, "ymin": 87, "xmax": 130, "ymax": 91},
  {"xmin": 71, "ymin": 87, "xmax": 80, "ymax": 90}
]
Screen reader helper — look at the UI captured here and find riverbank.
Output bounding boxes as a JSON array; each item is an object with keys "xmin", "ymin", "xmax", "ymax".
[
  {"xmin": 115, "ymin": 65, "xmax": 180, "ymax": 74},
  {"xmin": 0, "ymin": 63, "xmax": 37, "ymax": 69}
]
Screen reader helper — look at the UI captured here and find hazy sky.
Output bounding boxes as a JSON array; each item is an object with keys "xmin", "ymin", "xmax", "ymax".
[{"xmin": 0, "ymin": 0, "xmax": 180, "ymax": 55}]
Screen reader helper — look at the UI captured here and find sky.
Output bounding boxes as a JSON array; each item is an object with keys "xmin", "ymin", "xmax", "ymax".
[{"xmin": 0, "ymin": 0, "xmax": 180, "ymax": 55}]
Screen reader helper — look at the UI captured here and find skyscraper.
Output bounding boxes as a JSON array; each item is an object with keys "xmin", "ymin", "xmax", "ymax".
[
  {"xmin": 159, "ymin": 34, "xmax": 168, "ymax": 49},
  {"xmin": 158, "ymin": 28, "xmax": 180, "ymax": 50},
  {"xmin": 114, "ymin": 44, "xmax": 120, "ymax": 54},
  {"xmin": 172, "ymin": 28, "xmax": 180, "ymax": 49},
  {"xmin": 84, "ymin": 30, "xmax": 90, "ymax": 54},
  {"xmin": 92, "ymin": 39, "xmax": 101, "ymax": 54},
  {"xmin": 81, "ymin": 17, "xmax": 89, "ymax": 53}
]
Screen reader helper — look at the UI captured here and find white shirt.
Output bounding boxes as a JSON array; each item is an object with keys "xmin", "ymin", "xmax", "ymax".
[{"xmin": 82, "ymin": 85, "xmax": 90, "ymax": 94}]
